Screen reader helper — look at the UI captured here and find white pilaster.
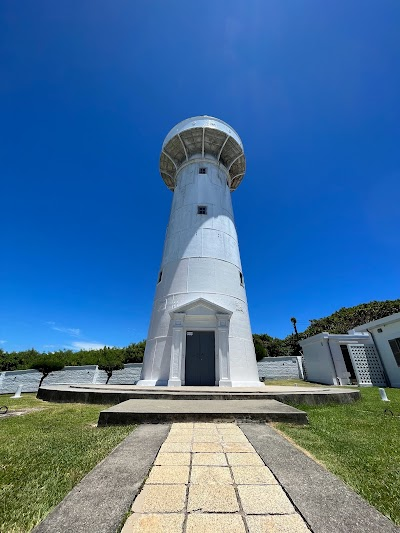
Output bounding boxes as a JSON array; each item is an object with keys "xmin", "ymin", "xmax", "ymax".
[
  {"xmin": 168, "ymin": 313, "xmax": 185, "ymax": 386},
  {"xmin": 217, "ymin": 313, "xmax": 232, "ymax": 386}
]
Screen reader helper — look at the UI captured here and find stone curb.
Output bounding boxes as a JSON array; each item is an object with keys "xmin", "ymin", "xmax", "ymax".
[
  {"xmin": 33, "ymin": 424, "xmax": 170, "ymax": 533},
  {"xmin": 240, "ymin": 423, "xmax": 399, "ymax": 533}
]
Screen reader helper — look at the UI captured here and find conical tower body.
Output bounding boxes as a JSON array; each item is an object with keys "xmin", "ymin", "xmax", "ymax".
[{"xmin": 138, "ymin": 116, "xmax": 261, "ymax": 387}]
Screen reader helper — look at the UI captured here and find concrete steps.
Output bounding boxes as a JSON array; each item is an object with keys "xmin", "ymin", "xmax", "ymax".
[{"xmin": 97, "ymin": 399, "xmax": 308, "ymax": 426}]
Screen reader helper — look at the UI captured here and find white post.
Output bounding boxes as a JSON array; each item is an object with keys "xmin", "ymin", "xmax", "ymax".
[
  {"xmin": 379, "ymin": 388, "xmax": 390, "ymax": 402},
  {"xmin": 296, "ymin": 356, "xmax": 305, "ymax": 380},
  {"xmin": 11, "ymin": 384, "xmax": 23, "ymax": 398},
  {"xmin": 92, "ymin": 366, "xmax": 100, "ymax": 384}
]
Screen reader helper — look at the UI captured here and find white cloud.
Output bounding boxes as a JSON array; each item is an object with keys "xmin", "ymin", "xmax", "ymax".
[
  {"xmin": 68, "ymin": 341, "xmax": 106, "ymax": 351},
  {"xmin": 52, "ymin": 326, "xmax": 81, "ymax": 337},
  {"xmin": 0, "ymin": 340, "xmax": 6, "ymax": 344},
  {"xmin": 46, "ymin": 322, "xmax": 81, "ymax": 337}
]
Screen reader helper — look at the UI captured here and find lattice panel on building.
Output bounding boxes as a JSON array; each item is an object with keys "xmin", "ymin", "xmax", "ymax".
[{"xmin": 348, "ymin": 344, "xmax": 387, "ymax": 386}]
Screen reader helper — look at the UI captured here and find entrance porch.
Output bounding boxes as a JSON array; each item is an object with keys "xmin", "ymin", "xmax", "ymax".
[{"xmin": 167, "ymin": 298, "xmax": 232, "ymax": 387}]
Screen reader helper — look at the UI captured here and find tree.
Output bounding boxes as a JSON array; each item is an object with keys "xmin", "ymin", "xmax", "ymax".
[
  {"xmin": 31, "ymin": 356, "xmax": 65, "ymax": 387},
  {"xmin": 253, "ymin": 334, "xmax": 290, "ymax": 358},
  {"xmin": 302, "ymin": 299, "xmax": 400, "ymax": 338},
  {"xmin": 289, "ymin": 317, "xmax": 302, "ymax": 357},
  {"xmin": 0, "ymin": 348, "xmax": 41, "ymax": 371},
  {"xmin": 290, "ymin": 317, "xmax": 299, "ymax": 339},
  {"xmin": 123, "ymin": 341, "xmax": 146, "ymax": 363},
  {"xmin": 253, "ymin": 335, "xmax": 267, "ymax": 361},
  {"xmin": 98, "ymin": 347, "xmax": 124, "ymax": 384}
]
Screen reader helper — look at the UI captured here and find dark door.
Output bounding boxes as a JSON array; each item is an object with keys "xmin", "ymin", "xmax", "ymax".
[{"xmin": 185, "ymin": 331, "xmax": 215, "ymax": 386}]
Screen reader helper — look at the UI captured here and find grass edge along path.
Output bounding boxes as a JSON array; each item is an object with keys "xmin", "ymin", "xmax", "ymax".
[
  {"xmin": 0, "ymin": 394, "xmax": 136, "ymax": 533},
  {"xmin": 276, "ymin": 386, "xmax": 400, "ymax": 526}
]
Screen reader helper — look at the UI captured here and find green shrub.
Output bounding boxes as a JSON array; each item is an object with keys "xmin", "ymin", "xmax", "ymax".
[
  {"xmin": 31, "ymin": 356, "xmax": 65, "ymax": 387},
  {"xmin": 98, "ymin": 347, "xmax": 124, "ymax": 384},
  {"xmin": 253, "ymin": 335, "xmax": 267, "ymax": 361}
]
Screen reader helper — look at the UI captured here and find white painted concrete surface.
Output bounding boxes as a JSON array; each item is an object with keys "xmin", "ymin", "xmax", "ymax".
[
  {"xmin": 138, "ymin": 116, "xmax": 261, "ymax": 387},
  {"xmin": 300, "ymin": 334, "xmax": 339, "ymax": 385},
  {"xmin": 257, "ymin": 356, "xmax": 304, "ymax": 381}
]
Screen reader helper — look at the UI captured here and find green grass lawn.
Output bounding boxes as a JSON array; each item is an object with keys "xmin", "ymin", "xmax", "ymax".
[
  {"xmin": 276, "ymin": 386, "xmax": 400, "ymax": 525},
  {"xmin": 263, "ymin": 378, "xmax": 330, "ymax": 387},
  {"xmin": 0, "ymin": 394, "xmax": 135, "ymax": 533}
]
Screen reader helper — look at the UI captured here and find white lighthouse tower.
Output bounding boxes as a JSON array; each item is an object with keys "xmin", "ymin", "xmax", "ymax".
[{"xmin": 138, "ymin": 116, "xmax": 262, "ymax": 387}]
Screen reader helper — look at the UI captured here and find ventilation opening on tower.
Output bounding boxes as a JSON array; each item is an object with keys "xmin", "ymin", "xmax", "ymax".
[{"xmin": 197, "ymin": 205, "xmax": 207, "ymax": 215}]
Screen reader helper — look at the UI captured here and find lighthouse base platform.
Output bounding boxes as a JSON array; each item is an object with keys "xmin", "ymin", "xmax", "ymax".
[
  {"xmin": 37, "ymin": 384, "xmax": 360, "ymax": 426},
  {"xmin": 37, "ymin": 383, "xmax": 360, "ymax": 406},
  {"xmin": 97, "ymin": 398, "xmax": 308, "ymax": 425}
]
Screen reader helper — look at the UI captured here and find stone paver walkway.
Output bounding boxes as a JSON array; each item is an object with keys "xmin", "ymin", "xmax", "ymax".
[{"xmin": 122, "ymin": 422, "xmax": 309, "ymax": 532}]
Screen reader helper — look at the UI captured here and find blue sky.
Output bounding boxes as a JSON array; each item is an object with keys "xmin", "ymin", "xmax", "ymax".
[{"xmin": 1, "ymin": 1, "xmax": 399, "ymax": 352}]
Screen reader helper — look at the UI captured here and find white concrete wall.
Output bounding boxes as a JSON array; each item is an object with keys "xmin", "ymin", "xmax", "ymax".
[
  {"xmin": 369, "ymin": 322, "xmax": 400, "ymax": 387},
  {"xmin": 300, "ymin": 335, "xmax": 338, "ymax": 385},
  {"xmin": 257, "ymin": 356, "xmax": 304, "ymax": 380},
  {"xmin": 141, "ymin": 156, "xmax": 259, "ymax": 387},
  {"xmin": 0, "ymin": 364, "xmax": 143, "ymax": 394},
  {"xmin": 0, "ymin": 369, "xmax": 43, "ymax": 394}
]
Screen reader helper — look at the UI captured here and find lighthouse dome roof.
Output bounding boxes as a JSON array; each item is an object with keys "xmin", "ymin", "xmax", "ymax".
[{"xmin": 160, "ymin": 116, "xmax": 245, "ymax": 191}]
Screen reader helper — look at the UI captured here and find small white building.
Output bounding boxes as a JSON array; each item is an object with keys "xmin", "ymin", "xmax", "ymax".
[
  {"xmin": 300, "ymin": 312, "xmax": 400, "ymax": 388},
  {"xmin": 300, "ymin": 331, "xmax": 386, "ymax": 386},
  {"xmin": 351, "ymin": 312, "xmax": 400, "ymax": 388}
]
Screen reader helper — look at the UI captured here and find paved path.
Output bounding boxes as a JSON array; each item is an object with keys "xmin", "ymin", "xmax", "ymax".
[
  {"xmin": 122, "ymin": 422, "xmax": 309, "ymax": 532},
  {"xmin": 241, "ymin": 423, "xmax": 399, "ymax": 533},
  {"xmin": 34, "ymin": 421, "xmax": 398, "ymax": 533}
]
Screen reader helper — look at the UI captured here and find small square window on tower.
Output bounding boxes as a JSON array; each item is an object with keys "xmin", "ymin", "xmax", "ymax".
[
  {"xmin": 197, "ymin": 205, "xmax": 207, "ymax": 215},
  {"xmin": 199, "ymin": 167, "xmax": 207, "ymax": 174}
]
